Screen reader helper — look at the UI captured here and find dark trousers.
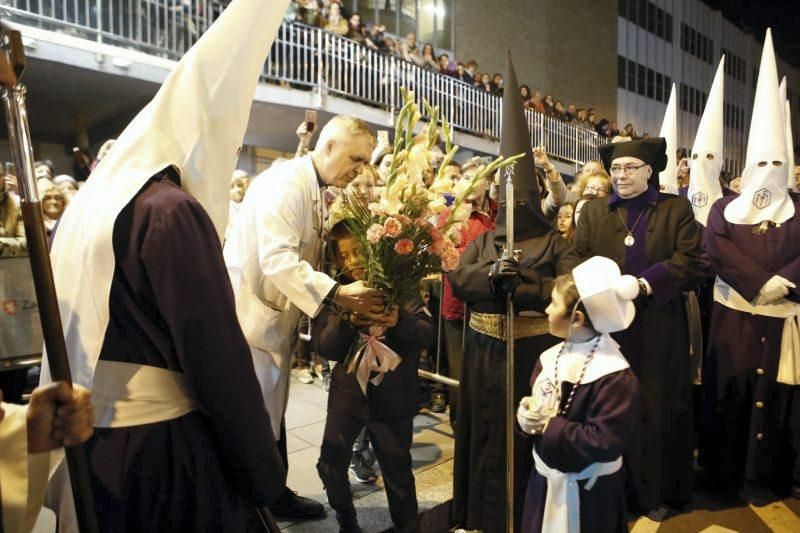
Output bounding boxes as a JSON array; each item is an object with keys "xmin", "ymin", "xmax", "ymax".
[
  {"xmin": 317, "ymin": 408, "xmax": 419, "ymax": 532},
  {"xmin": 277, "ymin": 417, "xmax": 289, "ymax": 486},
  {"xmin": 443, "ymin": 319, "xmax": 465, "ymax": 426}
]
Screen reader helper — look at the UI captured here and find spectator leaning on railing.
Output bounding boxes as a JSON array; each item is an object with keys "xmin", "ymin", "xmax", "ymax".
[
  {"xmin": 323, "ymin": 1, "xmax": 349, "ymax": 36},
  {"xmin": 420, "ymin": 43, "xmax": 439, "ymax": 71}
]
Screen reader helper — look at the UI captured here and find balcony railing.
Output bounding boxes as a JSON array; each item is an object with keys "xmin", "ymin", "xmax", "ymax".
[{"xmin": 1, "ymin": 1, "xmax": 601, "ymax": 165}]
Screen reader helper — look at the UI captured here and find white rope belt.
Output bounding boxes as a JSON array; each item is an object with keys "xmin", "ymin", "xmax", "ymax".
[
  {"xmin": 91, "ymin": 360, "xmax": 197, "ymax": 428},
  {"xmin": 532, "ymin": 447, "xmax": 622, "ymax": 533},
  {"xmin": 713, "ymin": 277, "xmax": 800, "ymax": 385}
]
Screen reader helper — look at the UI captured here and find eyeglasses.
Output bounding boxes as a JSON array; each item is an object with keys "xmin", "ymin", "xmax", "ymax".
[{"xmin": 609, "ymin": 163, "xmax": 647, "ymax": 176}]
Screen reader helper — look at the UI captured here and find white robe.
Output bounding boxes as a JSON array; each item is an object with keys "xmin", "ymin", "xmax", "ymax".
[
  {"xmin": 0, "ymin": 403, "xmax": 50, "ymax": 533},
  {"xmin": 224, "ymin": 155, "xmax": 336, "ymax": 438}
]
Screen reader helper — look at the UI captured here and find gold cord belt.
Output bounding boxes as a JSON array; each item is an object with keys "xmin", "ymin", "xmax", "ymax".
[{"xmin": 469, "ymin": 311, "xmax": 550, "ymax": 341}]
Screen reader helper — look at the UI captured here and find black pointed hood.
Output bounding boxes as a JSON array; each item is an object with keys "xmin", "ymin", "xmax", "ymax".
[{"xmin": 495, "ymin": 52, "xmax": 552, "ymax": 244}]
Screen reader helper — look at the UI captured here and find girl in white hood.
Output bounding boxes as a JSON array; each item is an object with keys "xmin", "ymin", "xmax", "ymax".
[{"xmin": 517, "ymin": 257, "xmax": 640, "ymax": 533}]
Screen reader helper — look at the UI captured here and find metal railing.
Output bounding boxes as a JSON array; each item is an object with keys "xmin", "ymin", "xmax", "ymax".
[{"xmin": 1, "ymin": 1, "xmax": 602, "ymax": 165}]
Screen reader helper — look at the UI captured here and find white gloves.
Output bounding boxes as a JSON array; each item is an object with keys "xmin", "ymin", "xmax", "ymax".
[
  {"xmin": 517, "ymin": 396, "xmax": 553, "ymax": 435},
  {"xmin": 757, "ymin": 275, "xmax": 796, "ymax": 305}
]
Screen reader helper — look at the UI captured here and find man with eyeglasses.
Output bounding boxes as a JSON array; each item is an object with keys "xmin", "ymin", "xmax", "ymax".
[{"xmin": 572, "ymin": 138, "xmax": 702, "ymax": 513}]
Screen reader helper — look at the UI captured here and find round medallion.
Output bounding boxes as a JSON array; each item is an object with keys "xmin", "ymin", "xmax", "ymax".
[{"xmin": 624, "ymin": 234, "xmax": 635, "ymax": 247}]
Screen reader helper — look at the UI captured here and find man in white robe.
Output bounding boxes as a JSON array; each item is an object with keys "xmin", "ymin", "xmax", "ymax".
[{"xmin": 224, "ymin": 115, "xmax": 387, "ymax": 518}]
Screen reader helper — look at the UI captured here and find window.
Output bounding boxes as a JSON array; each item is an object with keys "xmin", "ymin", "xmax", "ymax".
[
  {"xmin": 628, "ymin": 0, "xmax": 637, "ymax": 21},
  {"xmin": 621, "ymin": 57, "xmax": 669, "ymax": 105},
  {"xmin": 620, "ymin": 0, "xmax": 672, "ymax": 43},
  {"xmin": 665, "ymin": 13, "xmax": 673, "ymax": 43},
  {"xmin": 656, "ymin": 72, "xmax": 664, "ymax": 102},
  {"xmin": 638, "ymin": 64, "xmax": 646, "ymax": 96},
  {"xmin": 682, "ymin": 23, "xmax": 714, "ymax": 63},
  {"xmin": 680, "ymin": 84, "xmax": 688, "ymax": 111},
  {"xmin": 638, "ymin": 0, "xmax": 647, "ymax": 27},
  {"xmin": 628, "ymin": 59, "xmax": 637, "ymax": 91}
]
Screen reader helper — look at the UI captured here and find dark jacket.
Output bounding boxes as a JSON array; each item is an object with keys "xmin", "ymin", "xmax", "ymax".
[{"xmin": 312, "ymin": 299, "xmax": 434, "ymax": 421}]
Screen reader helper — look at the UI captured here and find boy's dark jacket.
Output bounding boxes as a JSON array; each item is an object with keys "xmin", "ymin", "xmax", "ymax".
[{"xmin": 312, "ymin": 296, "xmax": 434, "ymax": 421}]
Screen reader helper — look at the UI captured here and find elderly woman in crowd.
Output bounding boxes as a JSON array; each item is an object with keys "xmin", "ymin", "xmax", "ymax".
[
  {"xmin": 40, "ymin": 181, "xmax": 67, "ymax": 237},
  {"xmin": 575, "ymin": 168, "xmax": 612, "ymax": 198},
  {"xmin": 53, "ymin": 174, "xmax": 79, "ymax": 201}
]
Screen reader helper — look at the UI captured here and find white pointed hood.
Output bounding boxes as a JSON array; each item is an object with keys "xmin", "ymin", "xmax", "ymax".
[
  {"xmin": 786, "ymin": 99, "xmax": 797, "ymax": 191},
  {"xmin": 687, "ymin": 57, "xmax": 725, "ymax": 225},
  {"xmin": 658, "ymin": 84, "xmax": 679, "ymax": 195},
  {"xmin": 725, "ymin": 29, "xmax": 794, "ymax": 225},
  {"xmin": 42, "ymin": 0, "xmax": 289, "ymax": 389}
]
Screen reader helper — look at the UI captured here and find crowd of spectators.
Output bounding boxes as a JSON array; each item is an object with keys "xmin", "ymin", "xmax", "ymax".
[{"xmin": 283, "ymin": 0, "xmax": 646, "ymax": 138}]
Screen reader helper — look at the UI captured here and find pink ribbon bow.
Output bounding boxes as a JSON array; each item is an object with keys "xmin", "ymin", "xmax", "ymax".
[{"xmin": 348, "ymin": 326, "xmax": 403, "ymax": 394}]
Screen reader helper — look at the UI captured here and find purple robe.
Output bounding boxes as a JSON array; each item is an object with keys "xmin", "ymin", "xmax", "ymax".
[
  {"xmin": 521, "ymin": 363, "xmax": 640, "ymax": 533},
  {"xmin": 573, "ymin": 186, "xmax": 702, "ymax": 511},
  {"xmin": 84, "ymin": 173, "xmax": 285, "ymax": 531},
  {"xmin": 702, "ymin": 193, "xmax": 800, "ymax": 492}
]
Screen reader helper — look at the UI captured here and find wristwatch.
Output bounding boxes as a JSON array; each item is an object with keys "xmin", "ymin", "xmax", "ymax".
[{"xmin": 637, "ymin": 278, "xmax": 649, "ymax": 297}]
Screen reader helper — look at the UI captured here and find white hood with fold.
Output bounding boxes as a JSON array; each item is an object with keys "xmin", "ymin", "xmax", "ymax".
[
  {"xmin": 724, "ymin": 28, "xmax": 795, "ymax": 225},
  {"xmin": 658, "ymin": 84, "xmax": 678, "ymax": 195},
  {"xmin": 687, "ymin": 57, "xmax": 725, "ymax": 226},
  {"xmin": 41, "ymin": 0, "xmax": 290, "ymax": 389}
]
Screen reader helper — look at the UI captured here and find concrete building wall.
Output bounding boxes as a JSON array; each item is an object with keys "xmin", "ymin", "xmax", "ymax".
[{"xmin": 454, "ymin": 0, "xmax": 618, "ymax": 121}]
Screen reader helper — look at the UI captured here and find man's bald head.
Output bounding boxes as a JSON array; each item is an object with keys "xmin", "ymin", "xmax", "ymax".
[{"xmin": 312, "ymin": 115, "xmax": 376, "ymax": 189}]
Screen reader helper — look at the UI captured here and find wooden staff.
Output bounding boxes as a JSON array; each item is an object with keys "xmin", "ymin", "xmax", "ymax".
[{"xmin": 0, "ymin": 24, "xmax": 99, "ymax": 533}]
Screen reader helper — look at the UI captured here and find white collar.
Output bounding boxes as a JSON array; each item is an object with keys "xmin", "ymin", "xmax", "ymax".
[{"xmin": 539, "ymin": 334, "xmax": 630, "ymax": 385}]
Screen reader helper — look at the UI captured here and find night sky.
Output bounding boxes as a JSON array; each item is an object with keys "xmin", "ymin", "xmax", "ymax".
[{"xmin": 702, "ymin": 0, "xmax": 800, "ymax": 67}]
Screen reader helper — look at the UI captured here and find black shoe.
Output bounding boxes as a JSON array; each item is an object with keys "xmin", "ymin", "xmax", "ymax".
[
  {"xmin": 269, "ymin": 488, "xmax": 325, "ymax": 519},
  {"xmin": 335, "ymin": 509, "xmax": 362, "ymax": 533},
  {"xmin": 430, "ymin": 392, "xmax": 447, "ymax": 413},
  {"xmin": 349, "ymin": 453, "xmax": 377, "ymax": 484}
]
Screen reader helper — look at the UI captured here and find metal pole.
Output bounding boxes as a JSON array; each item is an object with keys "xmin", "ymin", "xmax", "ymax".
[
  {"xmin": 1, "ymin": 82, "xmax": 100, "ymax": 533},
  {"xmin": 503, "ymin": 167, "xmax": 515, "ymax": 533},
  {"xmin": 418, "ymin": 368, "xmax": 458, "ymax": 388}
]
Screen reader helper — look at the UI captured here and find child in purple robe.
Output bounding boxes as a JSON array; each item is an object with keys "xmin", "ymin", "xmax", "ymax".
[
  {"xmin": 518, "ymin": 257, "xmax": 640, "ymax": 533},
  {"xmin": 312, "ymin": 221, "xmax": 433, "ymax": 533}
]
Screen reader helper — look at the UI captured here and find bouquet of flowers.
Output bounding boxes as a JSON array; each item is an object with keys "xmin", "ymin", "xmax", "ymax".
[{"xmin": 334, "ymin": 89, "xmax": 522, "ymax": 373}]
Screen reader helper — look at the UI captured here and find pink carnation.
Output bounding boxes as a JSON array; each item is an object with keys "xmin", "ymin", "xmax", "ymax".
[
  {"xmin": 395, "ymin": 238, "xmax": 414, "ymax": 255},
  {"xmin": 366, "ymin": 223, "xmax": 385, "ymax": 243},
  {"xmin": 429, "ymin": 238, "xmax": 446, "ymax": 256},
  {"xmin": 397, "ymin": 215, "xmax": 412, "ymax": 226},
  {"xmin": 384, "ymin": 217, "xmax": 403, "ymax": 237},
  {"xmin": 441, "ymin": 247, "xmax": 460, "ymax": 271}
]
